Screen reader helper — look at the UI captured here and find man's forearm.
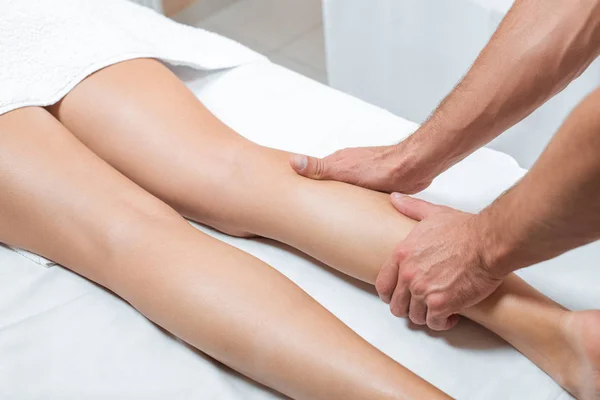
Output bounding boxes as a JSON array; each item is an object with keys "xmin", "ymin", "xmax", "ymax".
[
  {"xmin": 479, "ymin": 87, "xmax": 600, "ymax": 276},
  {"xmin": 408, "ymin": 0, "xmax": 600, "ymax": 175}
]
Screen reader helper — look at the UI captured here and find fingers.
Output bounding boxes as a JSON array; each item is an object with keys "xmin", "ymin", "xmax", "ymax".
[
  {"xmin": 423, "ymin": 293, "xmax": 458, "ymax": 330},
  {"xmin": 389, "ymin": 287, "xmax": 410, "ymax": 318},
  {"xmin": 388, "ymin": 288, "xmax": 460, "ymax": 330},
  {"xmin": 390, "ymin": 265, "xmax": 410, "ymax": 317},
  {"xmin": 375, "ymin": 258, "xmax": 400, "ymax": 303},
  {"xmin": 378, "ymin": 258, "xmax": 410, "ymax": 317},
  {"xmin": 378, "ymin": 249, "xmax": 410, "ymax": 317},
  {"xmin": 290, "ymin": 154, "xmax": 329, "ymax": 180},
  {"xmin": 390, "ymin": 194, "xmax": 444, "ymax": 221},
  {"xmin": 427, "ymin": 312, "xmax": 461, "ymax": 331},
  {"xmin": 382, "ymin": 272, "xmax": 461, "ymax": 330},
  {"xmin": 408, "ymin": 297, "xmax": 427, "ymax": 325}
]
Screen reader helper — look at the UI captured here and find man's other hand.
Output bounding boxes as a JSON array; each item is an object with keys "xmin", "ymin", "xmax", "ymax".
[{"xmin": 376, "ymin": 195, "xmax": 504, "ymax": 331}]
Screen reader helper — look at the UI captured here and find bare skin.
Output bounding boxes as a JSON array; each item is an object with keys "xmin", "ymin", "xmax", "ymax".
[
  {"xmin": 291, "ymin": 0, "xmax": 600, "ymax": 194},
  {"xmin": 369, "ymin": 86, "xmax": 600, "ymax": 331},
  {"xmin": 289, "ymin": 0, "xmax": 600, "ymax": 332},
  {"xmin": 44, "ymin": 59, "xmax": 600, "ymax": 399},
  {"xmin": 0, "ymin": 107, "xmax": 445, "ymax": 400}
]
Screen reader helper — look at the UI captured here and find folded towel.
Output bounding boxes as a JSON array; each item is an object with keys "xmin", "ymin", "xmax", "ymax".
[{"xmin": 0, "ymin": 0, "xmax": 266, "ymax": 116}]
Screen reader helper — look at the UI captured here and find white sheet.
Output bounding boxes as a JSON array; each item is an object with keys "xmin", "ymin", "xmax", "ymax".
[{"xmin": 1, "ymin": 59, "xmax": 598, "ymax": 400}]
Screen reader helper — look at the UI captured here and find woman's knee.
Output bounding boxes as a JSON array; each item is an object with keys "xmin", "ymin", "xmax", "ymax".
[
  {"xmin": 93, "ymin": 194, "xmax": 186, "ymax": 265},
  {"xmin": 181, "ymin": 144, "xmax": 295, "ymax": 238},
  {"xmin": 0, "ymin": 107, "xmax": 189, "ymax": 286}
]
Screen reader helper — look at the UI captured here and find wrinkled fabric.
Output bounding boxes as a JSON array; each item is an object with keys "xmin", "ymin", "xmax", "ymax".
[{"xmin": 0, "ymin": 0, "xmax": 265, "ymax": 115}]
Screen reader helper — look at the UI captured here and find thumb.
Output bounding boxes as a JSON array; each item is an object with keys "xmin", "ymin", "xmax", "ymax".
[
  {"xmin": 390, "ymin": 193, "xmax": 444, "ymax": 221},
  {"xmin": 290, "ymin": 154, "xmax": 330, "ymax": 180}
]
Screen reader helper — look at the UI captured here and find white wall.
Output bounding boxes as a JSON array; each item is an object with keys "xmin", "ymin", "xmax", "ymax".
[
  {"xmin": 129, "ymin": 0, "xmax": 164, "ymax": 13},
  {"xmin": 324, "ymin": 0, "xmax": 600, "ymax": 168}
]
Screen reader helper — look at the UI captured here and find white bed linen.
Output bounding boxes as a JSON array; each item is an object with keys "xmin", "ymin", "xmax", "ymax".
[
  {"xmin": 0, "ymin": 0, "xmax": 265, "ymax": 115},
  {"xmin": 1, "ymin": 59, "xmax": 598, "ymax": 400}
]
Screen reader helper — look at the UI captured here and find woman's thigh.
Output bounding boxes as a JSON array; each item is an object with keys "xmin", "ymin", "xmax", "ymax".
[
  {"xmin": 45, "ymin": 59, "xmax": 413, "ymax": 278},
  {"xmin": 0, "ymin": 107, "xmax": 188, "ymax": 285},
  {"xmin": 0, "ymin": 107, "xmax": 446, "ymax": 399},
  {"xmin": 47, "ymin": 58, "xmax": 253, "ymax": 235}
]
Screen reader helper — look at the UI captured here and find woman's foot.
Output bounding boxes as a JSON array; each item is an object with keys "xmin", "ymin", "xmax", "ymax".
[{"xmin": 560, "ymin": 310, "xmax": 600, "ymax": 399}]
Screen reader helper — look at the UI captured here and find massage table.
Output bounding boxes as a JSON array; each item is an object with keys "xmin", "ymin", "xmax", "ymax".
[{"xmin": 1, "ymin": 57, "xmax": 599, "ymax": 399}]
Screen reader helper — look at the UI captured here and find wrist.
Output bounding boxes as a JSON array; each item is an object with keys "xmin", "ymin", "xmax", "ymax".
[
  {"xmin": 387, "ymin": 135, "xmax": 439, "ymax": 192},
  {"xmin": 474, "ymin": 209, "xmax": 524, "ymax": 279},
  {"xmin": 396, "ymin": 122, "xmax": 467, "ymax": 178}
]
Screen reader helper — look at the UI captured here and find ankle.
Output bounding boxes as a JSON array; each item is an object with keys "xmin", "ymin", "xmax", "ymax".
[
  {"xmin": 559, "ymin": 311, "xmax": 600, "ymax": 399},
  {"xmin": 556, "ymin": 313, "xmax": 582, "ymax": 392}
]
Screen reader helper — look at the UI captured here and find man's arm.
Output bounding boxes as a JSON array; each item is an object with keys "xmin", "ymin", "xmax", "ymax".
[
  {"xmin": 480, "ymin": 86, "xmax": 600, "ymax": 276},
  {"xmin": 292, "ymin": 0, "xmax": 600, "ymax": 193},
  {"xmin": 377, "ymin": 86, "xmax": 600, "ymax": 331}
]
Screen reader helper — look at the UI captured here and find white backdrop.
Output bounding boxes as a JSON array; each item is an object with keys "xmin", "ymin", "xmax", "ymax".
[
  {"xmin": 129, "ymin": 0, "xmax": 163, "ymax": 13},
  {"xmin": 323, "ymin": 0, "xmax": 600, "ymax": 168}
]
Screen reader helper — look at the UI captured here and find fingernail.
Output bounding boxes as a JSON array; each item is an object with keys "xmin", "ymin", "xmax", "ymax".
[
  {"xmin": 392, "ymin": 192, "xmax": 404, "ymax": 200},
  {"xmin": 292, "ymin": 154, "xmax": 307, "ymax": 171}
]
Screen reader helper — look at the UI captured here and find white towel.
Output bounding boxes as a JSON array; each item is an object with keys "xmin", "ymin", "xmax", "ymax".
[
  {"xmin": 129, "ymin": 0, "xmax": 165, "ymax": 13},
  {"xmin": 0, "ymin": 0, "xmax": 266, "ymax": 116}
]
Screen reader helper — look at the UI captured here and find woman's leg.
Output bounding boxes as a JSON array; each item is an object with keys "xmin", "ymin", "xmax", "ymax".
[
  {"xmin": 1, "ymin": 107, "xmax": 448, "ymax": 400},
  {"xmin": 464, "ymin": 275, "xmax": 600, "ymax": 399},
  {"xmin": 48, "ymin": 59, "xmax": 599, "ymax": 398}
]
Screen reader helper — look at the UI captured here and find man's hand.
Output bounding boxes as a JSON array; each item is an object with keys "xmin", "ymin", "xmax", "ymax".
[
  {"xmin": 289, "ymin": 142, "xmax": 435, "ymax": 194},
  {"xmin": 291, "ymin": 2, "xmax": 600, "ymax": 196},
  {"xmin": 376, "ymin": 194, "xmax": 504, "ymax": 331}
]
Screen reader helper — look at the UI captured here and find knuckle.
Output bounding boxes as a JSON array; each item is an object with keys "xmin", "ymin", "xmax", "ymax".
[
  {"xmin": 410, "ymin": 282, "xmax": 427, "ymax": 296},
  {"xmin": 394, "ymin": 246, "xmax": 408, "ymax": 260},
  {"xmin": 314, "ymin": 159, "xmax": 328, "ymax": 179},
  {"xmin": 400, "ymin": 268, "xmax": 415, "ymax": 283},
  {"xmin": 426, "ymin": 294, "xmax": 447, "ymax": 311}
]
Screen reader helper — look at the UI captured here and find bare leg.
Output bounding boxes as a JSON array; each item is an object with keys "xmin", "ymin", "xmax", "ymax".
[
  {"xmin": 1, "ymin": 107, "xmax": 448, "ymax": 400},
  {"xmin": 49, "ymin": 59, "xmax": 599, "ymax": 398},
  {"xmin": 465, "ymin": 275, "xmax": 600, "ymax": 399}
]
